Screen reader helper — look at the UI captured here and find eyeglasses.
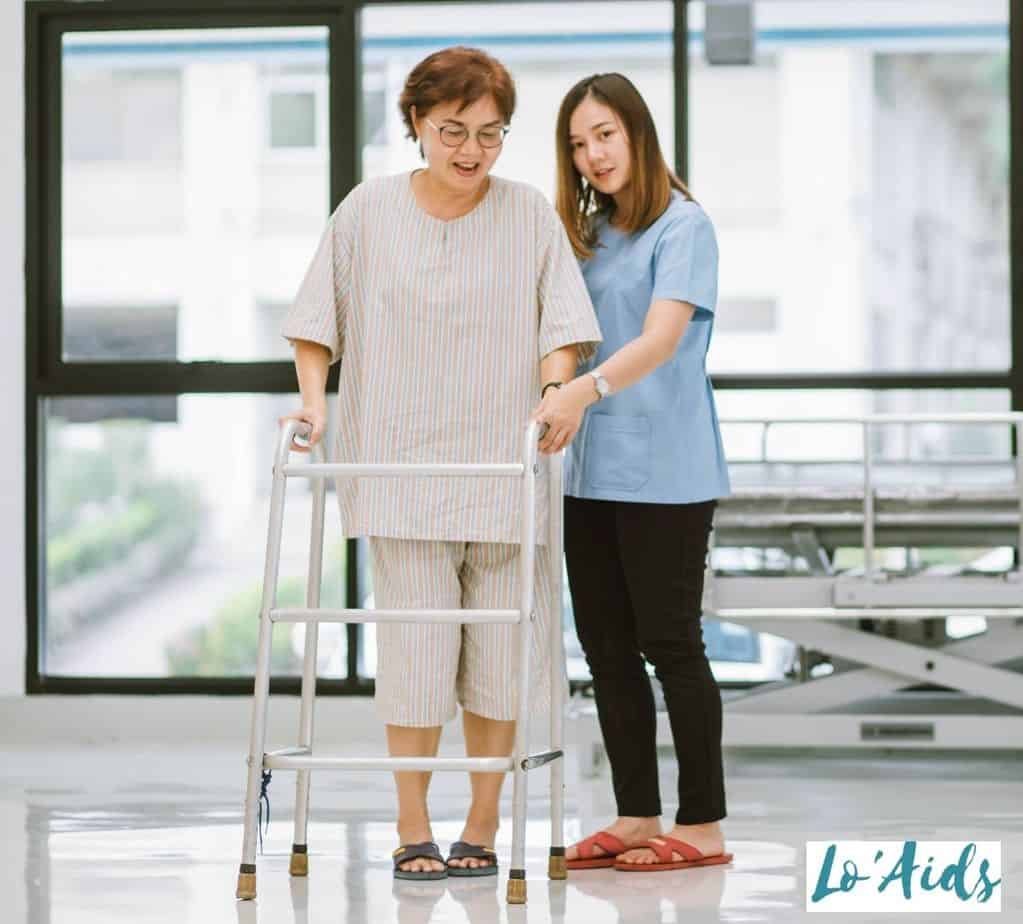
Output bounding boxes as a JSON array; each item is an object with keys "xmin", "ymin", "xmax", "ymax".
[{"xmin": 424, "ymin": 117, "xmax": 509, "ymax": 150}]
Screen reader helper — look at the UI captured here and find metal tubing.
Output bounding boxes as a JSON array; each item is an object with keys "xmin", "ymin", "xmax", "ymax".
[
  {"xmin": 547, "ymin": 450, "xmax": 566, "ymax": 870},
  {"xmin": 292, "ymin": 435, "xmax": 327, "ymax": 861},
  {"xmin": 282, "ymin": 462, "xmax": 523, "ymax": 478},
  {"xmin": 716, "ymin": 607, "xmax": 1023, "ymax": 621},
  {"xmin": 510, "ymin": 422, "xmax": 539, "ymax": 883},
  {"xmin": 723, "ymin": 413, "xmax": 1023, "ymax": 426},
  {"xmin": 271, "ymin": 607, "xmax": 520, "ymax": 624},
  {"xmin": 719, "ymin": 513, "xmax": 1021, "ymax": 528},
  {"xmin": 264, "ymin": 755, "xmax": 514, "ymax": 773},
  {"xmin": 239, "ymin": 421, "xmax": 300, "ymax": 876},
  {"xmin": 1016, "ymin": 420, "xmax": 1023, "ymax": 571},
  {"xmin": 862, "ymin": 421, "xmax": 876, "ymax": 577}
]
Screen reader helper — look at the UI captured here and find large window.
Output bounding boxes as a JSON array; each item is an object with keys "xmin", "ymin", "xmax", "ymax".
[
  {"xmin": 27, "ymin": 7, "xmax": 353, "ymax": 692},
  {"xmin": 689, "ymin": 0, "xmax": 1011, "ymax": 376},
  {"xmin": 25, "ymin": 1, "xmax": 1023, "ymax": 693}
]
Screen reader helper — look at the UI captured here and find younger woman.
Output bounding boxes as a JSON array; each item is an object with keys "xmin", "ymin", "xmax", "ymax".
[{"xmin": 532, "ymin": 73, "xmax": 732, "ymax": 873}]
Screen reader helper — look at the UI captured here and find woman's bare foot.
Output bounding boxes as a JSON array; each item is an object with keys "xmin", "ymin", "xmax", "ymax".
[
  {"xmin": 447, "ymin": 816, "xmax": 499, "ymax": 871},
  {"xmin": 396, "ymin": 822, "xmax": 446, "ymax": 875},
  {"xmin": 565, "ymin": 816, "xmax": 662, "ymax": 861},
  {"xmin": 616, "ymin": 820, "xmax": 725, "ymax": 866}
]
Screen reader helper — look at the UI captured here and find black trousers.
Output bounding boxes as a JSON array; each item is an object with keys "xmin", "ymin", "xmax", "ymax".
[{"xmin": 564, "ymin": 496, "xmax": 726, "ymax": 825}]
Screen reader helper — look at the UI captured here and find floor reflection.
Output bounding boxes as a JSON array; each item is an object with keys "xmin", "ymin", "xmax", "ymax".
[{"xmin": 5, "ymin": 747, "xmax": 1021, "ymax": 924}]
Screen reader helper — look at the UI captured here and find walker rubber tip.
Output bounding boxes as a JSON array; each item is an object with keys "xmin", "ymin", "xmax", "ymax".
[
  {"xmin": 548, "ymin": 855, "xmax": 567, "ymax": 880},
  {"xmin": 289, "ymin": 851, "xmax": 309, "ymax": 877},
  {"xmin": 236, "ymin": 872, "xmax": 257, "ymax": 901},
  {"xmin": 506, "ymin": 877, "xmax": 527, "ymax": 904}
]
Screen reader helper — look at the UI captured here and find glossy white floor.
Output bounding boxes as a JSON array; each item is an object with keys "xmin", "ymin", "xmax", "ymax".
[{"xmin": 2, "ymin": 737, "xmax": 1020, "ymax": 923}]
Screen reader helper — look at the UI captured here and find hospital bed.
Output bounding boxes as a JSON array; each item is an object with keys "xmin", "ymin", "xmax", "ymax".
[{"xmin": 572, "ymin": 413, "xmax": 1023, "ymax": 761}]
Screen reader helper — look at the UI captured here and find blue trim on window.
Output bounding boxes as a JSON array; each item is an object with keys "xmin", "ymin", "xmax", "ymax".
[{"xmin": 61, "ymin": 24, "xmax": 1009, "ymax": 58}]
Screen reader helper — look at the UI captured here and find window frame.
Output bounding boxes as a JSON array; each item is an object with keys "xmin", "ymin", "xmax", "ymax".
[
  {"xmin": 24, "ymin": 0, "xmax": 1023, "ymax": 695},
  {"xmin": 25, "ymin": 0, "xmax": 360, "ymax": 694}
]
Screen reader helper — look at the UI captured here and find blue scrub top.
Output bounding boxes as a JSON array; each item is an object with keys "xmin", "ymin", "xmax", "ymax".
[{"xmin": 565, "ymin": 192, "xmax": 731, "ymax": 504}]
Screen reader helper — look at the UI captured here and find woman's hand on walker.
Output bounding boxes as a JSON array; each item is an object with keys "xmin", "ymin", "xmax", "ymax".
[
  {"xmin": 531, "ymin": 381, "xmax": 589, "ymax": 455},
  {"xmin": 279, "ymin": 403, "xmax": 327, "ymax": 453}
]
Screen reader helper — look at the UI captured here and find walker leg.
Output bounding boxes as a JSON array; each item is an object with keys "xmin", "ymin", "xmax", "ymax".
[
  {"xmin": 508, "ymin": 617, "xmax": 533, "ymax": 904},
  {"xmin": 291, "ymin": 475, "xmax": 326, "ymax": 878},
  {"xmin": 507, "ymin": 614, "xmax": 535, "ymax": 903},
  {"xmin": 545, "ymin": 468, "xmax": 568, "ymax": 881},
  {"xmin": 237, "ymin": 458, "xmax": 290, "ymax": 901},
  {"xmin": 508, "ymin": 447, "xmax": 537, "ymax": 905},
  {"xmin": 237, "ymin": 605, "xmax": 275, "ymax": 899}
]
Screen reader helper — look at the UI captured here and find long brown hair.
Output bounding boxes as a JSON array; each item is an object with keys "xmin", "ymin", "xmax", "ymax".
[{"xmin": 555, "ymin": 73, "xmax": 690, "ymax": 260}]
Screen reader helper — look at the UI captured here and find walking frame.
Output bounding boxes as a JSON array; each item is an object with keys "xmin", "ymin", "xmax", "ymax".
[{"xmin": 236, "ymin": 419, "xmax": 567, "ymax": 905}]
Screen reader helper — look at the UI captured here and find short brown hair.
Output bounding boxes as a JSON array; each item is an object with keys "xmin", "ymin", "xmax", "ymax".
[
  {"xmin": 399, "ymin": 46, "xmax": 516, "ymax": 146},
  {"xmin": 555, "ymin": 73, "xmax": 691, "ymax": 260}
]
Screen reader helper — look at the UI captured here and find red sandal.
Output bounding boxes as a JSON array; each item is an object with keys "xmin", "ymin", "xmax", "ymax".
[
  {"xmin": 614, "ymin": 836, "xmax": 733, "ymax": 873},
  {"xmin": 566, "ymin": 830, "xmax": 629, "ymax": 870}
]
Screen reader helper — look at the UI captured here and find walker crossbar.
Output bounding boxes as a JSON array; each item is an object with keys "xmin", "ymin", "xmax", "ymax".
[
  {"xmin": 262, "ymin": 756, "xmax": 516, "ymax": 773},
  {"xmin": 236, "ymin": 418, "xmax": 567, "ymax": 905},
  {"xmin": 269, "ymin": 607, "xmax": 520, "ymax": 624},
  {"xmin": 282, "ymin": 462, "xmax": 525, "ymax": 478}
]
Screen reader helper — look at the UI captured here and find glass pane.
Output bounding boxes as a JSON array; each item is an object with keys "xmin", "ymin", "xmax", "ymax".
[
  {"xmin": 43, "ymin": 394, "xmax": 347, "ymax": 679},
  {"xmin": 689, "ymin": 1, "xmax": 1010, "ymax": 373},
  {"xmin": 360, "ymin": 2, "xmax": 673, "ymax": 199},
  {"xmin": 61, "ymin": 28, "xmax": 330, "ymax": 363},
  {"xmin": 270, "ymin": 91, "xmax": 316, "ymax": 147}
]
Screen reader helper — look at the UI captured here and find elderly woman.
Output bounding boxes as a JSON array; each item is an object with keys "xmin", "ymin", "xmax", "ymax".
[{"xmin": 279, "ymin": 46, "xmax": 600, "ymax": 880}]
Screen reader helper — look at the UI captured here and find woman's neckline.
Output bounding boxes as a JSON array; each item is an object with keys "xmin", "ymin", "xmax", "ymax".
[{"xmin": 407, "ymin": 169, "xmax": 494, "ymax": 224}]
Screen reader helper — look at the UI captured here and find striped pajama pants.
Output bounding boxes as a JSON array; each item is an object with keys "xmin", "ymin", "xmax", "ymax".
[{"xmin": 370, "ymin": 538, "xmax": 556, "ymax": 727}]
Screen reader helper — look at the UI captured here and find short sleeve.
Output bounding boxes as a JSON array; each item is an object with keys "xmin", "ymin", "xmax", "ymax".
[
  {"xmin": 651, "ymin": 207, "xmax": 718, "ymax": 317},
  {"xmin": 280, "ymin": 195, "xmax": 354, "ymax": 366},
  {"xmin": 537, "ymin": 207, "xmax": 602, "ymax": 364}
]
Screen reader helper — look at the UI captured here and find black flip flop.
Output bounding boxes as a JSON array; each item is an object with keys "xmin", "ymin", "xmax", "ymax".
[
  {"xmin": 393, "ymin": 841, "xmax": 447, "ymax": 881},
  {"xmin": 446, "ymin": 840, "xmax": 499, "ymax": 877}
]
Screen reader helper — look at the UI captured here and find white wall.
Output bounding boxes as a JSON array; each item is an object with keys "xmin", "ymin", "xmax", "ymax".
[{"xmin": 2, "ymin": 2, "xmax": 25, "ymax": 697}]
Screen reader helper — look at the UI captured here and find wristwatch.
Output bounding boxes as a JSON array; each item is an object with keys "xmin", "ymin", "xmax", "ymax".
[{"xmin": 588, "ymin": 370, "xmax": 612, "ymax": 400}]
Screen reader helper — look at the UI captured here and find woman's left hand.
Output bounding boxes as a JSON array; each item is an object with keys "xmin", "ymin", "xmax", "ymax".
[{"xmin": 531, "ymin": 380, "xmax": 590, "ymax": 455}]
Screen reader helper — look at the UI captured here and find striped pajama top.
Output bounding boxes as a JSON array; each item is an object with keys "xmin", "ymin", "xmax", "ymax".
[{"xmin": 281, "ymin": 170, "xmax": 602, "ymax": 545}]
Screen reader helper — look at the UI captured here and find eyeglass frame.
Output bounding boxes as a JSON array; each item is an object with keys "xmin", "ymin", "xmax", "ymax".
[{"xmin": 423, "ymin": 117, "xmax": 510, "ymax": 150}]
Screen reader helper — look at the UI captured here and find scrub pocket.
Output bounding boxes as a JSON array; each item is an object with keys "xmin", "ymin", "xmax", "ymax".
[{"xmin": 584, "ymin": 415, "xmax": 651, "ymax": 492}]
